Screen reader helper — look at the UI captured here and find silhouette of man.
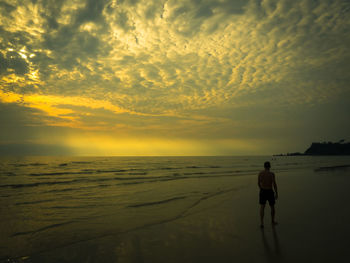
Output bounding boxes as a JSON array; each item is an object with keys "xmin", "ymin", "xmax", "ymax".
[{"xmin": 258, "ymin": 161, "xmax": 278, "ymax": 228}]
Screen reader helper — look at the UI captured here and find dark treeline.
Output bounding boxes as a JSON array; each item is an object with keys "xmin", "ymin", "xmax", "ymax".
[{"xmin": 275, "ymin": 140, "xmax": 350, "ymax": 156}]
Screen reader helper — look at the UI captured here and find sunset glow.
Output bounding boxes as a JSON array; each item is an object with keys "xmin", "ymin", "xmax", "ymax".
[{"xmin": 1, "ymin": 0, "xmax": 349, "ymax": 155}]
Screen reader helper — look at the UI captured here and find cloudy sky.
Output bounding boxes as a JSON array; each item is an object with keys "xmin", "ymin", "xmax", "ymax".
[{"xmin": 0, "ymin": 0, "xmax": 349, "ymax": 155}]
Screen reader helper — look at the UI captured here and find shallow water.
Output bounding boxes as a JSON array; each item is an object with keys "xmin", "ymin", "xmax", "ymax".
[{"xmin": 1, "ymin": 155, "xmax": 350, "ymax": 262}]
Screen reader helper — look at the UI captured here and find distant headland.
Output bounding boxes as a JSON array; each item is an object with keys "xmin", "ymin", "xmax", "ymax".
[{"xmin": 275, "ymin": 140, "xmax": 350, "ymax": 156}]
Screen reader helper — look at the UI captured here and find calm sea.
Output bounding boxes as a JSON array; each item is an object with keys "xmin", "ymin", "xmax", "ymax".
[{"xmin": 1, "ymin": 155, "xmax": 350, "ymax": 261}]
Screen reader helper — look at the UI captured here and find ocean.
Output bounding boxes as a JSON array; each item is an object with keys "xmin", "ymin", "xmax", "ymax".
[{"xmin": 1, "ymin": 155, "xmax": 350, "ymax": 262}]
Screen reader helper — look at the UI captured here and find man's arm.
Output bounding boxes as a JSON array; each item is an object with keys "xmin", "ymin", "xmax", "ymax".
[
  {"xmin": 272, "ymin": 173, "xmax": 278, "ymax": 199},
  {"xmin": 258, "ymin": 173, "xmax": 261, "ymax": 189}
]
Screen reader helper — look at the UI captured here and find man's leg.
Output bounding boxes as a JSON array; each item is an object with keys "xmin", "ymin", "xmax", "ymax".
[{"xmin": 260, "ymin": 204, "xmax": 265, "ymax": 227}]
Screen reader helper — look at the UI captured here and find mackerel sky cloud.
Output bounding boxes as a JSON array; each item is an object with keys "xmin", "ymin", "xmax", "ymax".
[{"xmin": 0, "ymin": 0, "xmax": 349, "ymax": 155}]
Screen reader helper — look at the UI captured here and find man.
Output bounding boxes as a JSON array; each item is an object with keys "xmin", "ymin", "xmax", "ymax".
[{"xmin": 258, "ymin": 161, "xmax": 278, "ymax": 228}]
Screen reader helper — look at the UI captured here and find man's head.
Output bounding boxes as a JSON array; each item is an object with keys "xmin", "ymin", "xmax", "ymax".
[{"xmin": 264, "ymin": 161, "xmax": 271, "ymax": 169}]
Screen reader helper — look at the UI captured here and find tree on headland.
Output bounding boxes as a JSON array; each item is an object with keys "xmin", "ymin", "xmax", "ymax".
[
  {"xmin": 274, "ymin": 140, "xmax": 350, "ymax": 156},
  {"xmin": 304, "ymin": 140, "xmax": 350, "ymax": 155}
]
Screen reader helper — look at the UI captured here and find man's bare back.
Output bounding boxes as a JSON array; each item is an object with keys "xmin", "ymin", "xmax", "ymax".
[{"xmin": 258, "ymin": 170, "xmax": 275, "ymax": 190}]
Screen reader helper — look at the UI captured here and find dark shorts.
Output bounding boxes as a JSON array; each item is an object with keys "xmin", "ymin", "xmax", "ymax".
[{"xmin": 259, "ymin": 189, "xmax": 275, "ymax": 206}]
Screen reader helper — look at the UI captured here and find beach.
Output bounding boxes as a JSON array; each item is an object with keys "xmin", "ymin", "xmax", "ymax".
[{"xmin": 1, "ymin": 156, "xmax": 350, "ymax": 262}]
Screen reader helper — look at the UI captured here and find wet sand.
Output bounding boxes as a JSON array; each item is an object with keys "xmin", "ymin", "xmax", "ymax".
[{"xmin": 5, "ymin": 166, "xmax": 350, "ymax": 263}]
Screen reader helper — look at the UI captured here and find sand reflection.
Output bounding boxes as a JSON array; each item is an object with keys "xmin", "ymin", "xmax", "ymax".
[{"xmin": 261, "ymin": 226, "xmax": 282, "ymax": 261}]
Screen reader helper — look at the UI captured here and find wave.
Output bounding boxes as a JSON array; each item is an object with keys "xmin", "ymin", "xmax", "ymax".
[
  {"xmin": 43, "ymin": 184, "xmax": 110, "ymax": 193},
  {"xmin": 0, "ymin": 172, "xmax": 16, "ymax": 176},
  {"xmin": 44, "ymin": 187, "xmax": 80, "ymax": 193},
  {"xmin": 184, "ymin": 188, "xmax": 239, "ymax": 212},
  {"xmin": 1, "ymin": 174, "xmax": 160, "ymax": 189},
  {"xmin": 183, "ymin": 169, "xmax": 258, "ymax": 176},
  {"xmin": 118, "ymin": 178, "xmax": 176, "ymax": 186},
  {"xmin": 9, "ymin": 163, "xmax": 47, "ymax": 167},
  {"xmin": 127, "ymin": 172, "xmax": 147, "ymax": 175},
  {"xmin": 23, "ymin": 166, "xmax": 246, "ymax": 178},
  {"xmin": 44, "ymin": 187, "xmax": 89, "ymax": 193},
  {"xmin": 71, "ymin": 161, "xmax": 93, "ymax": 164},
  {"xmin": 116, "ymin": 172, "xmax": 253, "ymax": 186},
  {"xmin": 186, "ymin": 165, "xmax": 221, "ymax": 169},
  {"xmin": 15, "ymin": 199, "xmax": 55, "ymax": 205},
  {"xmin": 56, "ymin": 161, "xmax": 94, "ymax": 167},
  {"xmin": 47, "ymin": 204, "xmax": 99, "ymax": 209},
  {"xmin": 81, "ymin": 169, "xmax": 96, "ymax": 172},
  {"xmin": 29, "ymin": 171, "xmax": 94, "ymax": 176},
  {"xmin": 160, "ymin": 167, "xmax": 180, "ymax": 170},
  {"xmin": 96, "ymin": 169, "xmax": 128, "ymax": 173},
  {"xmin": 12, "ymin": 221, "xmax": 75, "ymax": 237},
  {"xmin": 93, "ymin": 169, "xmax": 146, "ymax": 174},
  {"xmin": 127, "ymin": 196, "xmax": 187, "ymax": 208},
  {"xmin": 314, "ymin": 164, "xmax": 350, "ymax": 172},
  {"xmin": 0, "ymin": 178, "xmax": 89, "ymax": 189},
  {"xmin": 28, "ymin": 169, "xmax": 147, "ymax": 176},
  {"xmin": 30, "ymin": 163, "xmax": 47, "ymax": 166},
  {"xmin": 1, "ymin": 170, "xmax": 257, "ymax": 190}
]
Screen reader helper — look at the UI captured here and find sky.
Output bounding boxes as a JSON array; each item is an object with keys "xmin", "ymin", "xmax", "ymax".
[{"xmin": 0, "ymin": 0, "xmax": 349, "ymax": 156}]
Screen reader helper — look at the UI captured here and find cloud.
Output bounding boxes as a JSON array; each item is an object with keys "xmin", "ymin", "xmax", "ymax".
[
  {"xmin": 0, "ymin": 0, "xmax": 349, "ymax": 154},
  {"xmin": 0, "ymin": 143, "xmax": 72, "ymax": 155},
  {"xmin": 0, "ymin": 101, "xmax": 73, "ymax": 152},
  {"xmin": 0, "ymin": 51, "xmax": 29, "ymax": 75},
  {"xmin": 0, "ymin": 1, "xmax": 15, "ymax": 15}
]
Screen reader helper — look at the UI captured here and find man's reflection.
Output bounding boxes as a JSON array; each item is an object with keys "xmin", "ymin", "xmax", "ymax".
[{"xmin": 260, "ymin": 226, "xmax": 282, "ymax": 261}]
